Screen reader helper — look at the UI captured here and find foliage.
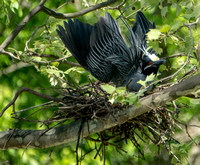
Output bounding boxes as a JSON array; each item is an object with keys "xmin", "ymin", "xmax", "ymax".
[{"xmin": 0, "ymin": 0, "xmax": 200, "ymax": 164}]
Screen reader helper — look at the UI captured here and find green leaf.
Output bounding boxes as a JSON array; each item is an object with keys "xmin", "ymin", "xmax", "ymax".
[
  {"xmin": 177, "ymin": 59, "xmax": 184, "ymax": 65},
  {"xmin": 115, "ymin": 87, "xmax": 126, "ymax": 95},
  {"xmin": 137, "ymin": 74, "xmax": 155, "ymax": 88},
  {"xmin": 170, "ymin": 35, "xmax": 179, "ymax": 42},
  {"xmin": 137, "ymin": 79, "xmax": 146, "ymax": 88},
  {"xmin": 161, "ymin": 6, "xmax": 168, "ymax": 17},
  {"xmin": 184, "ymin": 4, "xmax": 200, "ymax": 19},
  {"xmin": 30, "ymin": 56, "xmax": 42, "ymax": 61},
  {"xmin": 114, "ymin": 95, "xmax": 124, "ymax": 103},
  {"xmin": 176, "ymin": 4, "xmax": 182, "ymax": 16},
  {"xmin": 10, "ymin": 1, "xmax": 19, "ymax": 12},
  {"xmin": 51, "ymin": 62, "xmax": 59, "ymax": 67},
  {"xmin": 147, "ymin": 29, "xmax": 161, "ymax": 40},
  {"xmin": 146, "ymin": 73, "xmax": 155, "ymax": 82},
  {"xmin": 125, "ymin": 93, "xmax": 138, "ymax": 105},
  {"xmin": 141, "ymin": 0, "xmax": 159, "ymax": 7},
  {"xmin": 190, "ymin": 99, "xmax": 200, "ymax": 105},
  {"xmin": 76, "ymin": 67, "xmax": 86, "ymax": 74},
  {"xmin": 160, "ymin": 25, "xmax": 171, "ymax": 33},
  {"xmin": 147, "ymin": 41, "xmax": 163, "ymax": 54},
  {"xmin": 159, "ymin": 65, "xmax": 166, "ymax": 72},
  {"xmin": 64, "ymin": 67, "xmax": 77, "ymax": 74},
  {"xmin": 101, "ymin": 84, "xmax": 116, "ymax": 94}
]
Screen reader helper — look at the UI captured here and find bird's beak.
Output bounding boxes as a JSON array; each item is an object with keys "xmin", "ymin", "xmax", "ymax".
[{"xmin": 144, "ymin": 59, "xmax": 165, "ymax": 70}]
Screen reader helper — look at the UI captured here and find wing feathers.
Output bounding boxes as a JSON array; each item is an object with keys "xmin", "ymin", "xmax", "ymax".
[{"xmin": 56, "ymin": 12, "xmax": 154, "ymax": 85}]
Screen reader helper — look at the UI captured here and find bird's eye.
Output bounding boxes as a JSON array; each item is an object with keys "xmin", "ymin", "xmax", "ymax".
[{"xmin": 148, "ymin": 61, "xmax": 153, "ymax": 65}]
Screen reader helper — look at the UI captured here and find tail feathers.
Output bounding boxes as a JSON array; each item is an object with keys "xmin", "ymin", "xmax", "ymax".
[
  {"xmin": 132, "ymin": 11, "xmax": 155, "ymax": 38},
  {"xmin": 56, "ymin": 19, "xmax": 93, "ymax": 69}
]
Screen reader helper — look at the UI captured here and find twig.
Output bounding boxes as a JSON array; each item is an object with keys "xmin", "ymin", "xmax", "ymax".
[
  {"xmin": 164, "ymin": 53, "xmax": 186, "ymax": 59},
  {"xmin": 25, "ymin": 21, "xmax": 48, "ymax": 51},
  {"xmin": 29, "ymin": 55, "xmax": 80, "ymax": 67},
  {"xmin": 0, "ymin": 49, "xmax": 20, "ymax": 60},
  {"xmin": 172, "ymin": 101, "xmax": 179, "ymax": 119},
  {"xmin": 0, "ymin": 87, "xmax": 62, "ymax": 117},
  {"xmin": 0, "ymin": 0, "xmax": 47, "ymax": 50},
  {"xmin": 126, "ymin": 7, "xmax": 143, "ymax": 19},
  {"xmin": 19, "ymin": 141, "xmax": 32, "ymax": 165},
  {"xmin": 25, "ymin": 50, "xmax": 81, "ymax": 67},
  {"xmin": 41, "ymin": 0, "xmax": 118, "ymax": 19},
  {"xmin": 14, "ymin": 101, "xmax": 54, "ymax": 114},
  {"xmin": 147, "ymin": 18, "xmax": 197, "ymax": 88},
  {"xmin": 0, "ymin": 49, "xmax": 80, "ymax": 67},
  {"xmin": 185, "ymin": 125, "xmax": 197, "ymax": 145},
  {"xmin": 108, "ymin": 0, "xmax": 127, "ymax": 10}
]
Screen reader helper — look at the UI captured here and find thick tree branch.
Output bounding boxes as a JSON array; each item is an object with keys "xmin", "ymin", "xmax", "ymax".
[
  {"xmin": 1, "ymin": 73, "xmax": 200, "ymax": 150},
  {"xmin": 0, "ymin": 0, "xmax": 47, "ymax": 50},
  {"xmin": 41, "ymin": 0, "xmax": 118, "ymax": 19}
]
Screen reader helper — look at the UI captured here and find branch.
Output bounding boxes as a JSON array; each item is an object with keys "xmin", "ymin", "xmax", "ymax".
[
  {"xmin": 25, "ymin": 52, "xmax": 81, "ymax": 67},
  {"xmin": 0, "ymin": 62, "xmax": 31, "ymax": 77},
  {"xmin": 0, "ymin": 49, "xmax": 80, "ymax": 67},
  {"xmin": 0, "ymin": 49, "xmax": 20, "ymax": 60},
  {"xmin": 1, "ymin": 73, "xmax": 200, "ymax": 149},
  {"xmin": 0, "ymin": 87, "xmax": 62, "ymax": 117},
  {"xmin": 41, "ymin": 0, "xmax": 118, "ymax": 19},
  {"xmin": 0, "ymin": 0, "xmax": 47, "ymax": 50},
  {"xmin": 108, "ymin": 0, "xmax": 127, "ymax": 10},
  {"xmin": 147, "ymin": 17, "xmax": 199, "ymax": 88}
]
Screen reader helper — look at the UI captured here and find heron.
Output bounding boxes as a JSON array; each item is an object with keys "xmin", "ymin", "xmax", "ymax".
[{"xmin": 56, "ymin": 11, "xmax": 165, "ymax": 92}]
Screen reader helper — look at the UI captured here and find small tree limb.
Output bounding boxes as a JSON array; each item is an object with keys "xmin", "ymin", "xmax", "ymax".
[
  {"xmin": 0, "ymin": 87, "xmax": 62, "ymax": 118},
  {"xmin": 41, "ymin": 0, "xmax": 118, "ymax": 19},
  {"xmin": 0, "ymin": 62, "xmax": 31, "ymax": 77},
  {"xmin": 0, "ymin": 0, "xmax": 47, "ymax": 50}
]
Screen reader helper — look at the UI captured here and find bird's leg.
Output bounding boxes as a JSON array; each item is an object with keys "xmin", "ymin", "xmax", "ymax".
[
  {"xmin": 95, "ymin": 80, "xmax": 107, "ymax": 94},
  {"xmin": 126, "ymin": 78, "xmax": 133, "ymax": 91},
  {"xmin": 95, "ymin": 80, "xmax": 101, "ymax": 87}
]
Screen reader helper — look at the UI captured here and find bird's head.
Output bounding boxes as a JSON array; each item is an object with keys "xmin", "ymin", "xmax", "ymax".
[
  {"xmin": 122, "ymin": 50, "xmax": 165, "ymax": 92},
  {"xmin": 142, "ymin": 52, "xmax": 165, "ymax": 76}
]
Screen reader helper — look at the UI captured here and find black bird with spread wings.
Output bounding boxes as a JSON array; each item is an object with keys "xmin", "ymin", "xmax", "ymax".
[{"xmin": 56, "ymin": 11, "xmax": 165, "ymax": 92}]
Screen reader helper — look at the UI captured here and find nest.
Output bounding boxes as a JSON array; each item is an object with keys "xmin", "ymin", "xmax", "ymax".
[
  {"xmin": 13, "ymin": 82, "xmax": 178, "ymax": 162},
  {"xmin": 43, "ymin": 83, "xmax": 177, "ymax": 160},
  {"xmin": 50, "ymin": 87, "xmax": 128, "ymax": 121}
]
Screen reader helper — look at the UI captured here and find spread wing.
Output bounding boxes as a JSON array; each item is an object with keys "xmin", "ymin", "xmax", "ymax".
[
  {"xmin": 57, "ymin": 19, "xmax": 93, "ymax": 69},
  {"xmin": 87, "ymin": 12, "xmax": 134, "ymax": 82},
  {"xmin": 57, "ymin": 12, "xmax": 138, "ymax": 83},
  {"xmin": 132, "ymin": 11, "xmax": 155, "ymax": 43},
  {"xmin": 131, "ymin": 11, "xmax": 157, "ymax": 59}
]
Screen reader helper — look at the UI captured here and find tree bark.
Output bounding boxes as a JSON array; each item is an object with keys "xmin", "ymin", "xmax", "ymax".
[{"xmin": 0, "ymin": 73, "xmax": 200, "ymax": 150}]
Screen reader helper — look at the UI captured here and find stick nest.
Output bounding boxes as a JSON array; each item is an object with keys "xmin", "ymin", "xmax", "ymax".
[
  {"xmin": 14, "ymin": 83, "xmax": 178, "ymax": 160},
  {"xmin": 49, "ymin": 83, "xmax": 176, "ymax": 159}
]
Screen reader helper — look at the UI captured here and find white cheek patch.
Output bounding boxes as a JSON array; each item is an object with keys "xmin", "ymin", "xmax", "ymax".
[{"xmin": 148, "ymin": 54, "xmax": 160, "ymax": 62}]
